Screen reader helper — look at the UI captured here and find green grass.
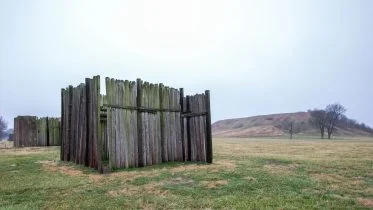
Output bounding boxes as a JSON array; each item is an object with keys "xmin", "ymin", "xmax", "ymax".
[{"xmin": 1, "ymin": 138, "xmax": 373, "ymax": 209}]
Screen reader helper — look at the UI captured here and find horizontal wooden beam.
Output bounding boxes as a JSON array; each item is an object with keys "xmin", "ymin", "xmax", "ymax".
[
  {"xmin": 181, "ymin": 112, "xmax": 207, "ymax": 118},
  {"xmin": 101, "ymin": 104, "xmax": 181, "ymax": 113}
]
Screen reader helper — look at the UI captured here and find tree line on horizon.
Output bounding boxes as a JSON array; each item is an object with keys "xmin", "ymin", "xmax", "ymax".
[
  {"xmin": 0, "ymin": 116, "xmax": 7, "ymax": 140},
  {"xmin": 282, "ymin": 103, "xmax": 373, "ymax": 139}
]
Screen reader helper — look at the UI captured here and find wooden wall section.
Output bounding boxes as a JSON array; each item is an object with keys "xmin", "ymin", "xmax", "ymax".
[
  {"xmin": 61, "ymin": 75, "xmax": 212, "ymax": 173},
  {"xmin": 14, "ymin": 116, "xmax": 61, "ymax": 147}
]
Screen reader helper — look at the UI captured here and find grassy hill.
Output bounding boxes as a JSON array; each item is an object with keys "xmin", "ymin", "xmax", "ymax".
[{"xmin": 212, "ymin": 112, "xmax": 373, "ymax": 138}]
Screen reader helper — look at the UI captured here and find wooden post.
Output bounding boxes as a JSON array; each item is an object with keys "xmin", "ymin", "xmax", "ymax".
[
  {"xmin": 159, "ymin": 83, "xmax": 167, "ymax": 162},
  {"xmin": 61, "ymin": 89, "xmax": 64, "ymax": 160},
  {"xmin": 137, "ymin": 78, "xmax": 144, "ymax": 167},
  {"xmin": 179, "ymin": 88, "xmax": 185, "ymax": 161},
  {"xmin": 93, "ymin": 76, "xmax": 104, "ymax": 173},
  {"xmin": 67, "ymin": 85, "xmax": 73, "ymax": 161},
  {"xmin": 46, "ymin": 117, "xmax": 49, "ymax": 146},
  {"xmin": 85, "ymin": 78, "xmax": 91, "ymax": 167},
  {"xmin": 205, "ymin": 90, "xmax": 212, "ymax": 163},
  {"xmin": 186, "ymin": 96, "xmax": 191, "ymax": 161}
]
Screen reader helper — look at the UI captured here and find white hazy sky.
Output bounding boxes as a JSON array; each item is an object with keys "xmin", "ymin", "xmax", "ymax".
[{"xmin": 1, "ymin": 0, "xmax": 372, "ymax": 128}]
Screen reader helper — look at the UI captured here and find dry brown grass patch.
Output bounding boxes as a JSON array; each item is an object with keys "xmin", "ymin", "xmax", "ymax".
[
  {"xmin": 357, "ymin": 198, "xmax": 373, "ymax": 208},
  {"xmin": 39, "ymin": 160, "xmax": 83, "ymax": 176},
  {"xmin": 1, "ymin": 147, "xmax": 55, "ymax": 156},
  {"xmin": 58, "ymin": 166, "xmax": 83, "ymax": 177},
  {"xmin": 169, "ymin": 160, "xmax": 236, "ymax": 173},
  {"xmin": 311, "ymin": 173, "xmax": 344, "ymax": 183},
  {"xmin": 38, "ymin": 160, "xmax": 104, "ymax": 183},
  {"xmin": 109, "ymin": 170, "xmax": 161, "ymax": 182},
  {"xmin": 264, "ymin": 163, "xmax": 298, "ymax": 175},
  {"xmin": 107, "ymin": 181, "xmax": 169, "ymax": 198},
  {"xmin": 201, "ymin": 180, "xmax": 228, "ymax": 189},
  {"xmin": 167, "ymin": 177, "xmax": 194, "ymax": 185},
  {"xmin": 37, "ymin": 160, "xmax": 58, "ymax": 171},
  {"xmin": 244, "ymin": 176, "xmax": 257, "ymax": 181}
]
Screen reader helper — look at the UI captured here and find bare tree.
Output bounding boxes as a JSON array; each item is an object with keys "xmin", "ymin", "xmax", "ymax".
[
  {"xmin": 282, "ymin": 119, "xmax": 303, "ymax": 139},
  {"xmin": 309, "ymin": 109, "xmax": 327, "ymax": 139},
  {"xmin": 0, "ymin": 116, "xmax": 7, "ymax": 140},
  {"xmin": 325, "ymin": 103, "xmax": 346, "ymax": 139}
]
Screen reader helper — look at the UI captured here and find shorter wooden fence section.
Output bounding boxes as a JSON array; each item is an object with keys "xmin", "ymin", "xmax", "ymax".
[
  {"xmin": 61, "ymin": 76, "xmax": 212, "ymax": 173},
  {"xmin": 14, "ymin": 116, "xmax": 61, "ymax": 147}
]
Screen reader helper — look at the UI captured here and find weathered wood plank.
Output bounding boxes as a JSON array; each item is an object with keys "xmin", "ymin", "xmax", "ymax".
[
  {"xmin": 61, "ymin": 89, "xmax": 65, "ymax": 160},
  {"xmin": 205, "ymin": 90, "xmax": 213, "ymax": 163},
  {"xmin": 131, "ymin": 81, "xmax": 138, "ymax": 167},
  {"xmin": 137, "ymin": 79, "xmax": 144, "ymax": 167},
  {"xmin": 180, "ymin": 89, "xmax": 185, "ymax": 161},
  {"xmin": 160, "ymin": 84, "xmax": 167, "ymax": 162},
  {"xmin": 94, "ymin": 76, "xmax": 102, "ymax": 171}
]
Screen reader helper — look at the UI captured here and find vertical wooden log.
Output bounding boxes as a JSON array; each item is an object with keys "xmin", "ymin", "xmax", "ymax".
[
  {"xmin": 195, "ymin": 95, "xmax": 201, "ymax": 161},
  {"xmin": 154, "ymin": 84, "xmax": 161, "ymax": 164},
  {"xmin": 88, "ymin": 77, "xmax": 96, "ymax": 168},
  {"xmin": 105, "ymin": 78, "xmax": 113, "ymax": 169},
  {"xmin": 74, "ymin": 88, "xmax": 80, "ymax": 164},
  {"xmin": 205, "ymin": 90, "xmax": 212, "ymax": 163},
  {"xmin": 72, "ymin": 87, "xmax": 79, "ymax": 163},
  {"xmin": 142, "ymin": 82, "xmax": 148, "ymax": 166},
  {"xmin": 199, "ymin": 94, "xmax": 206, "ymax": 162},
  {"xmin": 117, "ymin": 106, "xmax": 122, "ymax": 168},
  {"xmin": 160, "ymin": 84, "xmax": 167, "ymax": 162},
  {"xmin": 45, "ymin": 117, "xmax": 48, "ymax": 146},
  {"xmin": 201, "ymin": 94, "xmax": 207, "ymax": 162},
  {"xmin": 114, "ymin": 81, "xmax": 119, "ymax": 168},
  {"xmin": 148, "ymin": 84, "xmax": 154, "ymax": 166},
  {"xmin": 191, "ymin": 96, "xmax": 196, "ymax": 161},
  {"xmin": 166, "ymin": 87, "xmax": 172, "ymax": 161},
  {"xmin": 67, "ymin": 85, "xmax": 73, "ymax": 161},
  {"xmin": 194, "ymin": 96, "xmax": 199, "ymax": 161},
  {"xmin": 30, "ymin": 117, "xmax": 37, "ymax": 146},
  {"xmin": 85, "ymin": 79, "xmax": 91, "ymax": 167},
  {"xmin": 131, "ymin": 81, "xmax": 138, "ymax": 167},
  {"xmin": 186, "ymin": 96, "xmax": 191, "ymax": 161},
  {"xmin": 154, "ymin": 84, "xmax": 159, "ymax": 164},
  {"xmin": 175, "ymin": 89, "xmax": 182, "ymax": 161},
  {"xmin": 46, "ymin": 117, "xmax": 49, "ymax": 146},
  {"xmin": 61, "ymin": 89, "xmax": 65, "ymax": 160},
  {"xmin": 180, "ymin": 88, "xmax": 185, "ymax": 161},
  {"xmin": 63, "ymin": 90, "xmax": 68, "ymax": 159},
  {"xmin": 123, "ymin": 80, "xmax": 130, "ymax": 168},
  {"xmin": 137, "ymin": 78, "xmax": 144, "ymax": 167},
  {"xmin": 172, "ymin": 89, "xmax": 177, "ymax": 161},
  {"xmin": 199, "ymin": 95, "xmax": 204, "ymax": 161},
  {"xmin": 57, "ymin": 118, "xmax": 61, "ymax": 146},
  {"xmin": 79, "ymin": 85, "xmax": 87, "ymax": 165},
  {"xmin": 170, "ymin": 89, "xmax": 175, "ymax": 161},
  {"xmin": 93, "ymin": 76, "xmax": 103, "ymax": 172},
  {"xmin": 111, "ymin": 108, "xmax": 117, "ymax": 169},
  {"xmin": 15, "ymin": 117, "xmax": 19, "ymax": 147},
  {"xmin": 119, "ymin": 81, "xmax": 125, "ymax": 168},
  {"xmin": 71, "ymin": 88, "xmax": 76, "ymax": 161},
  {"xmin": 144, "ymin": 83, "xmax": 150, "ymax": 166},
  {"xmin": 157, "ymin": 85, "xmax": 162, "ymax": 164},
  {"xmin": 14, "ymin": 117, "xmax": 18, "ymax": 147}
]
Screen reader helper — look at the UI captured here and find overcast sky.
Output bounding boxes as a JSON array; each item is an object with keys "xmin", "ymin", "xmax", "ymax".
[{"xmin": 1, "ymin": 0, "xmax": 372, "ymax": 129}]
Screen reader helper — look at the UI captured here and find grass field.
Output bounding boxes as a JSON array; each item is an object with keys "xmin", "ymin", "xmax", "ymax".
[{"xmin": 1, "ymin": 138, "xmax": 373, "ymax": 209}]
